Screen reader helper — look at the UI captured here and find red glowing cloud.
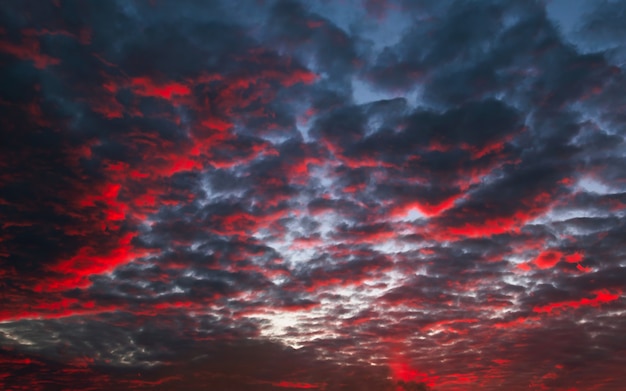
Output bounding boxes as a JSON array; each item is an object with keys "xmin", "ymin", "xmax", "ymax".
[
  {"xmin": 534, "ymin": 290, "xmax": 621, "ymax": 314},
  {"xmin": 533, "ymin": 250, "xmax": 563, "ymax": 269},
  {"xmin": 130, "ymin": 77, "xmax": 191, "ymax": 100},
  {"xmin": 271, "ymin": 381, "xmax": 321, "ymax": 389}
]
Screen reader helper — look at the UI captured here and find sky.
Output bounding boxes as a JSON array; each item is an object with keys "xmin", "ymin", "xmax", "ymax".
[{"xmin": 1, "ymin": 0, "xmax": 626, "ymax": 390}]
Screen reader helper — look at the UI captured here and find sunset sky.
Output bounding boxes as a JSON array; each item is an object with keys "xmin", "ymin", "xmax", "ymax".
[{"xmin": 1, "ymin": 0, "xmax": 626, "ymax": 390}]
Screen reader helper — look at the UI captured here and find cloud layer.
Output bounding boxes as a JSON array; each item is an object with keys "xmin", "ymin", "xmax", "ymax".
[{"xmin": 1, "ymin": 0, "xmax": 625, "ymax": 390}]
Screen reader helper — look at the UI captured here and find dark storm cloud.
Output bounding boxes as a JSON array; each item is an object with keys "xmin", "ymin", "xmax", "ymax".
[
  {"xmin": 266, "ymin": 0, "xmax": 360, "ymax": 79},
  {"xmin": 2, "ymin": 0, "xmax": 626, "ymax": 390},
  {"xmin": 0, "ymin": 317, "xmax": 422, "ymax": 391},
  {"xmin": 576, "ymin": 0, "xmax": 626, "ymax": 65}
]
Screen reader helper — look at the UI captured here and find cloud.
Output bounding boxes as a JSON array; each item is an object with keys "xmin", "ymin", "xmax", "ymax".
[{"xmin": 1, "ymin": 0, "xmax": 625, "ymax": 390}]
